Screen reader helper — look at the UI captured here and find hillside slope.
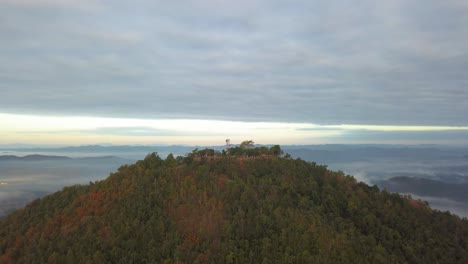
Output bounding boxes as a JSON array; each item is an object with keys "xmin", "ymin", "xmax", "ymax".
[{"xmin": 1, "ymin": 152, "xmax": 467, "ymax": 263}]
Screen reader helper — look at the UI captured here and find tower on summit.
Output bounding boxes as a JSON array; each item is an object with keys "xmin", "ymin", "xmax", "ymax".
[{"xmin": 225, "ymin": 139, "xmax": 231, "ymax": 152}]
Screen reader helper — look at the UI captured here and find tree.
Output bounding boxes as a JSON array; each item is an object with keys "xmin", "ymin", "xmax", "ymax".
[
  {"xmin": 269, "ymin": 145, "xmax": 283, "ymax": 156},
  {"xmin": 2, "ymin": 146, "xmax": 468, "ymax": 263},
  {"xmin": 240, "ymin": 140, "xmax": 255, "ymax": 149},
  {"xmin": 166, "ymin": 153, "xmax": 178, "ymax": 167}
]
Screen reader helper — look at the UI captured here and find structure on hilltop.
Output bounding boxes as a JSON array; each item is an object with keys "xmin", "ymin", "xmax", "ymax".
[{"xmin": 225, "ymin": 139, "xmax": 230, "ymax": 154}]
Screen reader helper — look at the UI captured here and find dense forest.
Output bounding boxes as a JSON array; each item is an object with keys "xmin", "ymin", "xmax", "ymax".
[{"xmin": 1, "ymin": 146, "xmax": 468, "ymax": 263}]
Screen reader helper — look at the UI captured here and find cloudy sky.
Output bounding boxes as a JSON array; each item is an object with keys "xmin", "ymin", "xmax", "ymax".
[{"xmin": 1, "ymin": 0, "xmax": 468, "ymax": 145}]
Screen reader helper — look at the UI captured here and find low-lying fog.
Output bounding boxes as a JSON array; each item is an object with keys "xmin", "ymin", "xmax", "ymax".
[
  {"xmin": 0, "ymin": 156, "xmax": 133, "ymax": 217},
  {"xmin": 285, "ymin": 145, "xmax": 468, "ymax": 217}
]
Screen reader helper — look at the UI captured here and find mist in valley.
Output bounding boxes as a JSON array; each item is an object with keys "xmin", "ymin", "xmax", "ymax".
[
  {"xmin": 285, "ymin": 145, "xmax": 468, "ymax": 217},
  {"xmin": 0, "ymin": 155, "xmax": 133, "ymax": 217}
]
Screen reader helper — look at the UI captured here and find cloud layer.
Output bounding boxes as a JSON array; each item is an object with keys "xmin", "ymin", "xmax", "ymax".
[
  {"xmin": 1, "ymin": 0, "xmax": 468, "ymax": 126},
  {"xmin": 1, "ymin": 113, "xmax": 467, "ymax": 145}
]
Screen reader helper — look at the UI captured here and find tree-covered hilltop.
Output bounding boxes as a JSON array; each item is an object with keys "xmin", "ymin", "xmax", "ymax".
[
  {"xmin": 1, "ymin": 147, "xmax": 468, "ymax": 263},
  {"xmin": 188, "ymin": 141, "xmax": 284, "ymax": 158}
]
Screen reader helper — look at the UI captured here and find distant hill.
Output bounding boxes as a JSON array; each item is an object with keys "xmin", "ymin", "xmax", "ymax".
[
  {"xmin": 0, "ymin": 154, "xmax": 128, "ymax": 162},
  {"xmin": 0, "ymin": 154, "xmax": 71, "ymax": 161},
  {"xmin": 378, "ymin": 176, "xmax": 468, "ymax": 204},
  {"xmin": 2, "ymin": 145, "xmax": 197, "ymax": 154},
  {"xmin": 1, "ymin": 148, "xmax": 468, "ymax": 263}
]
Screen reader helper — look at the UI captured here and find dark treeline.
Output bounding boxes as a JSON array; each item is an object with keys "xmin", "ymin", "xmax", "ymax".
[
  {"xmin": 1, "ymin": 146, "xmax": 467, "ymax": 263},
  {"xmin": 189, "ymin": 143, "xmax": 284, "ymax": 159}
]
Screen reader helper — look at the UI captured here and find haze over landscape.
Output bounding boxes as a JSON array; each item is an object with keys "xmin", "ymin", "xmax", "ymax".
[{"xmin": 1, "ymin": 1, "xmax": 468, "ymax": 262}]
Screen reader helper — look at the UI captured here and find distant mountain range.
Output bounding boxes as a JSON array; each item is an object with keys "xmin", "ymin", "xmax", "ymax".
[
  {"xmin": 2, "ymin": 144, "xmax": 467, "ymax": 159},
  {"xmin": 0, "ymin": 144, "xmax": 196, "ymax": 153},
  {"xmin": 0, "ymin": 154, "xmax": 71, "ymax": 161},
  {"xmin": 0, "ymin": 154, "xmax": 128, "ymax": 162}
]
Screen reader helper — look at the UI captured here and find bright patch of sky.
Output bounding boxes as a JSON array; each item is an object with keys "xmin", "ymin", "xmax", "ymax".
[{"xmin": 1, "ymin": 113, "xmax": 468, "ymax": 145}]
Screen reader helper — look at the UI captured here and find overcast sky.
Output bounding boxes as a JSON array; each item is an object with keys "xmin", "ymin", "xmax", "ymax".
[{"xmin": 1, "ymin": 0, "xmax": 468, "ymax": 145}]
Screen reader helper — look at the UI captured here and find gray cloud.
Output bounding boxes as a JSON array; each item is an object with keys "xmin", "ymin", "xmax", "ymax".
[
  {"xmin": 85, "ymin": 126, "xmax": 220, "ymax": 137},
  {"xmin": 1, "ymin": 0, "xmax": 468, "ymax": 126},
  {"xmin": 334, "ymin": 129, "xmax": 468, "ymax": 145}
]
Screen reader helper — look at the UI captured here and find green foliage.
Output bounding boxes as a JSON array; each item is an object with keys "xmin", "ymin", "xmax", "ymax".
[
  {"xmin": 240, "ymin": 140, "xmax": 255, "ymax": 149},
  {"xmin": 1, "ymin": 149, "xmax": 468, "ymax": 263},
  {"xmin": 229, "ymin": 144, "xmax": 284, "ymax": 157}
]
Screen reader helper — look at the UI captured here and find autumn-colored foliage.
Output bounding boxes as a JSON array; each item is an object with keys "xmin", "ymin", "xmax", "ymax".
[{"xmin": 1, "ymin": 147, "xmax": 468, "ymax": 263}]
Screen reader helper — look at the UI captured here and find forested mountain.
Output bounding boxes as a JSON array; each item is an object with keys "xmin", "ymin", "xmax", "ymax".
[
  {"xmin": 1, "ymin": 148, "xmax": 468, "ymax": 263},
  {"xmin": 0, "ymin": 155, "xmax": 71, "ymax": 161}
]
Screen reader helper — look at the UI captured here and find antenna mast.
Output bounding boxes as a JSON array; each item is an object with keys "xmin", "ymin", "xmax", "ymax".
[{"xmin": 225, "ymin": 139, "xmax": 231, "ymax": 154}]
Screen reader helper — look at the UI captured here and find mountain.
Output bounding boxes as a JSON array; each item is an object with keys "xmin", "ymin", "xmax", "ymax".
[
  {"xmin": 0, "ymin": 154, "xmax": 128, "ymax": 163},
  {"xmin": 378, "ymin": 176, "xmax": 468, "ymax": 204},
  {"xmin": 0, "ymin": 154, "xmax": 72, "ymax": 161},
  {"xmin": 1, "ymin": 149, "xmax": 467, "ymax": 263}
]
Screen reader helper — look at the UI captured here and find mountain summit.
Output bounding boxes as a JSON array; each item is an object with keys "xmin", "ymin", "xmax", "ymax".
[{"xmin": 1, "ymin": 147, "xmax": 467, "ymax": 263}]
